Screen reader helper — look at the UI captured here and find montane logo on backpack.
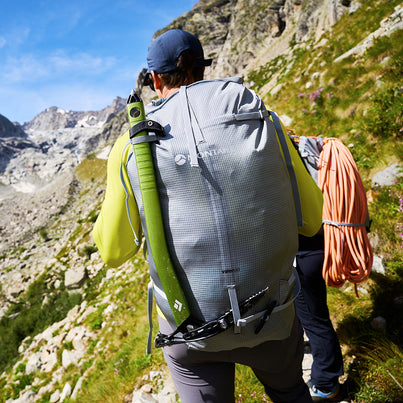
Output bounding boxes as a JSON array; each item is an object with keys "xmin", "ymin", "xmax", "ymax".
[
  {"xmin": 174, "ymin": 154, "xmax": 188, "ymax": 166},
  {"xmin": 174, "ymin": 148, "xmax": 229, "ymax": 166}
]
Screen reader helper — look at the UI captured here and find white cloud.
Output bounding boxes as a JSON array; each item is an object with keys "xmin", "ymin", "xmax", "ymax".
[
  {"xmin": 2, "ymin": 55, "xmax": 48, "ymax": 83},
  {"xmin": 2, "ymin": 27, "xmax": 30, "ymax": 49},
  {"xmin": 48, "ymin": 50, "xmax": 116, "ymax": 73},
  {"xmin": 0, "ymin": 27, "xmax": 30, "ymax": 53},
  {"xmin": 1, "ymin": 51, "xmax": 117, "ymax": 84}
]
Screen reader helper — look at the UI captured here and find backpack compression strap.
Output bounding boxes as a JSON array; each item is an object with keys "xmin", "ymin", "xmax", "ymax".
[{"xmin": 268, "ymin": 111, "xmax": 303, "ymax": 227}]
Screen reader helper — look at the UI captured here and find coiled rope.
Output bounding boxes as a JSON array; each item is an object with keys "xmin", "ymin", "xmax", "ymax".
[{"xmin": 318, "ymin": 138, "xmax": 373, "ymax": 292}]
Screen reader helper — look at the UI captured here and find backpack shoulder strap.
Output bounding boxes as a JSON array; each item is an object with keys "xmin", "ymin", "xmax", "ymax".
[{"xmin": 268, "ymin": 111, "xmax": 303, "ymax": 227}]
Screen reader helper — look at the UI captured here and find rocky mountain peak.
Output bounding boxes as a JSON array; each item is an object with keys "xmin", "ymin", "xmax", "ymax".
[
  {"xmin": 23, "ymin": 97, "xmax": 125, "ymax": 132},
  {"xmin": 0, "ymin": 114, "xmax": 27, "ymax": 139},
  {"xmin": 0, "ymin": 96, "xmax": 127, "ymax": 203}
]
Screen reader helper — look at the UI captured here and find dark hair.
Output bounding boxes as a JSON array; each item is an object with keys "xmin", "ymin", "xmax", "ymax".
[{"xmin": 159, "ymin": 49, "xmax": 205, "ymax": 88}]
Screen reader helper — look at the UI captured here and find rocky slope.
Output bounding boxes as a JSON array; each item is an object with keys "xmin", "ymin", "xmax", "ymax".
[
  {"xmin": 136, "ymin": 0, "xmax": 358, "ymax": 104},
  {"xmin": 152, "ymin": 0, "xmax": 352, "ymax": 79},
  {"xmin": 0, "ymin": 98, "xmax": 127, "ymax": 252},
  {"xmin": 0, "ymin": 1, "xmax": 402, "ymax": 402}
]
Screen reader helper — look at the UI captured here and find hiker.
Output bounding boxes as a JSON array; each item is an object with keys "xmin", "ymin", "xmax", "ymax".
[
  {"xmin": 288, "ymin": 133, "xmax": 371, "ymax": 400},
  {"xmin": 93, "ymin": 29, "xmax": 324, "ymax": 403},
  {"xmin": 294, "ymin": 230, "xmax": 344, "ymax": 400}
]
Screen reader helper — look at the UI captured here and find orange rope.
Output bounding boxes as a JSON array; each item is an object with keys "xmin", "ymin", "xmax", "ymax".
[{"xmin": 318, "ymin": 138, "xmax": 373, "ymax": 292}]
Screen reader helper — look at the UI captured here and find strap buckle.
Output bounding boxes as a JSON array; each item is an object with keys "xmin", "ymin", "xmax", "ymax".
[{"xmin": 129, "ymin": 119, "xmax": 165, "ymax": 144}]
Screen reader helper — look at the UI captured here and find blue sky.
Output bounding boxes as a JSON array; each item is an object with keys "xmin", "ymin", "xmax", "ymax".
[{"xmin": 0, "ymin": 0, "xmax": 199, "ymax": 124}]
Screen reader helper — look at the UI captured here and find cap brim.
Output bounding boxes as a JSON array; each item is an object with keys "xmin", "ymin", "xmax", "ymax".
[{"xmin": 197, "ymin": 58, "xmax": 212, "ymax": 67}]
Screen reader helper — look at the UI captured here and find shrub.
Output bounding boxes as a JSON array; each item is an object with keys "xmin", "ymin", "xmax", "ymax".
[
  {"xmin": 365, "ymin": 86, "xmax": 403, "ymax": 138},
  {"xmin": 38, "ymin": 227, "xmax": 49, "ymax": 242},
  {"xmin": 82, "ymin": 244, "xmax": 98, "ymax": 259}
]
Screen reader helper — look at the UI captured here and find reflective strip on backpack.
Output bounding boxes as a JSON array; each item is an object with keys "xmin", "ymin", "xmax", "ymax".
[{"xmin": 120, "ymin": 140, "xmax": 140, "ymax": 246}]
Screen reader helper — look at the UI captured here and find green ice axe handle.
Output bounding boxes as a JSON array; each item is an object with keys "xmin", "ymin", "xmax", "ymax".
[{"xmin": 126, "ymin": 90, "xmax": 191, "ymax": 329}]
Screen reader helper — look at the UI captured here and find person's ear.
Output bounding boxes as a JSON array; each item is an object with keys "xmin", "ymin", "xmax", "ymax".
[{"xmin": 151, "ymin": 71, "xmax": 162, "ymax": 91}]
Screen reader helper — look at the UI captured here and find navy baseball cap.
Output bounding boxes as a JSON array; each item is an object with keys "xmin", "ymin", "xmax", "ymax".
[{"xmin": 146, "ymin": 29, "xmax": 212, "ymax": 74}]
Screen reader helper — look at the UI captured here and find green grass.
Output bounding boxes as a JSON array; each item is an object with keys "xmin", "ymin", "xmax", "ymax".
[
  {"xmin": 369, "ymin": 180, "xmax": 403, "ymax": 259},
  {"xmin": 248, "ymin": 0, "xmax": 402, "ymax": 174},
  {"xmin": 234, "ymin": 365, "xmax": 269, "ymax": 402},
  {"xmin": 72, "ymin": 260, "xmax": 168, "ymax": 403}
]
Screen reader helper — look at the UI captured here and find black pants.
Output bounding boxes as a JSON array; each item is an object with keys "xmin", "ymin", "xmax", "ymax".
[{"xmin": 294, "ymin": 250, "xmax": 344, "ymax": 391}]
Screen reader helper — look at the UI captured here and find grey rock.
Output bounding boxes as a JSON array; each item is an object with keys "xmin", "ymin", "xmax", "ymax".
[
  {"xmin": 71, "ymin": 376, "xmax": 84, "ymax": 400},
  {"xmin": 371, "ymin": 316, "xmax": 387, "ymax": 332},
  {"xmin": 62, "ymin": 349, "xmax": 84, "ymax": 369},
  {"xmin": 59, "ymin": 382, "xmax": 72, "ymax": 402},
  {"xmin": 50, "ymin": 389, "xmax": 61, "ymax": 403},
  {"xmin": 371, "ymin": 255, "xmax": 386, "ymax": 275},
  {"xmin": 64, "ymin": 266, "xmax": 87, "ymax": 289},
  {"xmin": 372, "ymin": 163, "xmax": 403, "ymax": 187},
  {"xmin": 26, "ymin": 352, "xmax": 42, "ymax": 374},
  {"xmin": 394, "ymin": 296, "xmax": 403, "ymax": 305},
  {"xmin": 131, "ymin": 391, "xmax": 158, "ymax": 403},
  {"xmin": 349, "ymin": 1, "xmax": 362, "ymax": 14},
  {"xmin": 10, "ymin": 390, "xmax": 37, "ymax": 403}
]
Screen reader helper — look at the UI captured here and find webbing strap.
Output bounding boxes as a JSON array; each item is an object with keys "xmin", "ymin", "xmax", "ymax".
[
  {"xmin": 130, "ymin": 134, "xmax": 159, "ymax": 145},
  {"xmin": 180, "ymin": 86, "xmax": 201, "ymax": 167},
  {"xmin": 268, "ymin": 111, "xmax": 303, "ymax": 227},
  {"xmin": 146, "ymin": 281, "xmax": 154, "ymax": 354},
  {"xmin": 243, "ymin": 263, "xmax": 300, "ymax": 325},
  {"xmin": 233, "ymin": 110, "xmax": 269, "ymax": 121},
  {"xmin": 129, "ymin": 119, "xmax": 164, "ymax": 140},
  {"xmin": 323, "ymin": 220, "xmax": 367, "ymax": 227},
  {"xmin": 227, "ymin": 286, "xmax": 242, "ymax": 333}
]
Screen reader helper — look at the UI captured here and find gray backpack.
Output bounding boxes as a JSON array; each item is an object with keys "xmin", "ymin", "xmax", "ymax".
[{"xmin": 125, "ymin": 77, "xmax": 302, "ymax": 352}]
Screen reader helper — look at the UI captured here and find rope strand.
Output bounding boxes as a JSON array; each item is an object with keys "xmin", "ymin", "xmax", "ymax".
[{"xmin": 318, "ymin": 138, "xmax": 373, "ymax": 289}]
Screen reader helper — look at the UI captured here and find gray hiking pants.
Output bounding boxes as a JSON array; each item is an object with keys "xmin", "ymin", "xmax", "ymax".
[{"xmin": 159, "ymin": 315, "xmax": 312, "ymax": 403}]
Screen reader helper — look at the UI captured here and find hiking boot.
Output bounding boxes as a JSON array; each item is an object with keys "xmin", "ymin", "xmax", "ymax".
[{"xmin": 307, "ymin": 379, "xmax": 341, "ymax": 401}]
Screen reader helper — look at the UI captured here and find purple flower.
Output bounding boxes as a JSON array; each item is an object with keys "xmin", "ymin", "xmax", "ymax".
[{"xmin": 309, "ymin": 88, "xmax": 323, "ymax": 102}]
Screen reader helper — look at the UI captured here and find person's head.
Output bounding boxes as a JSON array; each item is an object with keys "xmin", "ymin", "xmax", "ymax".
[{"xmin": 144, "ymin": 29, "xmax": 212, "ymax": 98}]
